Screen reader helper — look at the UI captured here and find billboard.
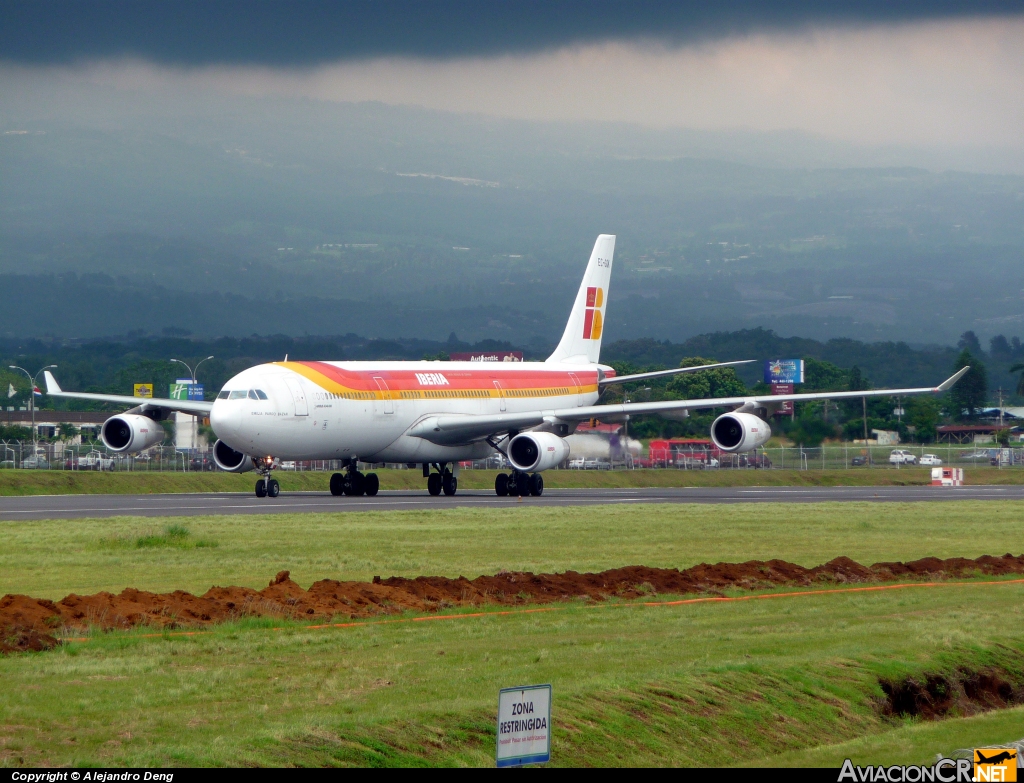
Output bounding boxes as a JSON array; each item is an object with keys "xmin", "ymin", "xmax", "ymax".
[
  {"xmin": 449, "ymin": 351, "xmax": 523, "ymax": 362},
  {"xmin": 771, "ymin": 383, "xmax": 794, "ymax": 415},
  {"xmin": 765, "ymin": 359, "xmax": 804, "ymax": 385},
  {"xmin": 169, "ymin": 379, "xmax": 204, "ymax": 401}
]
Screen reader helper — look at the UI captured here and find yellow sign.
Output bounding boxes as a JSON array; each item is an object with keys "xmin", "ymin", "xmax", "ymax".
[
  {"xmin": 133, "ymin": 384, "xmax": 154, "ymax": 398},
  {"xmin": 975, "ymin": 749, "xmax": 1018, "ymax": 782}
]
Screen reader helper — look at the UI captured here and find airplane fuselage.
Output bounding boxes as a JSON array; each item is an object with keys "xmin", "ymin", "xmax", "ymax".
[{"xmin": 210, "ymin": 360, "xmax": 604, "ymax": 463}]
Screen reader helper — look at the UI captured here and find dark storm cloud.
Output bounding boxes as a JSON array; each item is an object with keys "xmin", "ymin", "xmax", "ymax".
[{"xmin": 2, "ymin": 0, "xmax": 1022, "ymax": 66}]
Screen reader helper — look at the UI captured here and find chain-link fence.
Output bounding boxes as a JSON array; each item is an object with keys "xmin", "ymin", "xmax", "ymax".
[{"xmin": 1, "ymin": 439, "xmax": 1020, "ymax": 472}]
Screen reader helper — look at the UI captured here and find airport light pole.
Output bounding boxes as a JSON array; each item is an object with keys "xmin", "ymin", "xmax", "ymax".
[
  {"xmin": 169, "ymin": 356, "xmax": 214, "ymax": 452},
  {"xmin": 9, "ymin": 364, "xmax": 57, "ymax": 455}
]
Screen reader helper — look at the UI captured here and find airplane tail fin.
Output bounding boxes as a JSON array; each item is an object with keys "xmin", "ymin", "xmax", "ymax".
[{"xmin": 546, "ymin": 234, "xmax": 615, "ymax": 365}]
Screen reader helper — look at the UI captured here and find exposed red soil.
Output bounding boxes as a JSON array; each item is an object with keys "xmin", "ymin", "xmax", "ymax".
[
  {"xmin": 881, "ymin": 668, "xmax": 1024, "ymax": 719},
  {"xmin": 2, "ymin": 553, "xmax": 1023, "ymax": 653}
]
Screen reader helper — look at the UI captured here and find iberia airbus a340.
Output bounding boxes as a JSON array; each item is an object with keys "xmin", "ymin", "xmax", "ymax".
[{"xmin": 44, "ymin": 235, "xmax": 968, "ymax": 499}]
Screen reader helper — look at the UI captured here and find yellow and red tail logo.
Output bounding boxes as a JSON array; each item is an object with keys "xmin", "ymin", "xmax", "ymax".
[{"xmin": 582, "ymin": 286, "xmax": 604, "ymax": 340}]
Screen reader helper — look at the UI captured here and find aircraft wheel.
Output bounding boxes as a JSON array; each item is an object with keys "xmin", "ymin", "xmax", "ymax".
[
  {"xmin": 529, "ymin": 473, "xmax": 544, "ymax": 496},
  {"xmin": 364, "ymin": 473, "xmax": 379, "ymax": 496},
  {"xmin": 442, "ymin": 473, "xmax": 458, "ymax": 496},
  {"xmin": 255, "ymin": 479, "xmax": 267, "ymax": 498},
  {"xmin": 427, "ymin": 472, "xmax": 442, "ymax": 496},
  {"xmin": 329, "ymin": 472, "xmax": 344, "ymax": 496},
  {"xmin": 494, "ymin": 473, "xmax": 509, "ymax": 497},
  {"xmin": 267, "ymin": 479, "xmax": 280, "ymax": 498},
  {"xmin": 515, "ymin": 472, "xmax": 531, "ymax": 497},
  {"xmin": 506, "ymin": 473, "xmax": 520, "ymax": 496},
  {"xmin": 350, "ymin": 472, "xmax": 365, "ymax": 496}
]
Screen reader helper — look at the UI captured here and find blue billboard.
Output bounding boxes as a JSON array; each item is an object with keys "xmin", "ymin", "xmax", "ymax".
[
  {"xmin": 764, "ymin": 359, "xmax": 804, "ymax": 385},
  {"xmin": 188, "ymin": 383, "xmax": 205, "ymax": 401}
]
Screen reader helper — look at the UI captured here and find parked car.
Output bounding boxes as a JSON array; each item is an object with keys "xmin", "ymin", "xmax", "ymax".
[
  {"xmin": 583, "ymin": 458, "xmax": 611, "ymax": 470},
  {"xmin": 960, "ymin": 449, "xmax": 996, "ymax": 462},
  {"xmin": 889, "ymin": 449, "xmax": 917, "ymax": 465},
  {"xmin": 190, "ymin": 454, "xmax": 216, "ymax": 471},
  {"xmin": 21, "ymin": 454, "xmax": 50, "ymax": 469},
  {"xmin": 850, "ymin": 455, "xmax": 873, "ymax": 466},
  {"xmin": 567, "ymin": 457, "xmax": 586, "ymax": 469},
  {"xmin": 919, "ymin": 454, "xmax": 943, "ymax": 466},
  {"xmin": 77, "ymin": 450, "xmax": 115, "ymax": 470}
]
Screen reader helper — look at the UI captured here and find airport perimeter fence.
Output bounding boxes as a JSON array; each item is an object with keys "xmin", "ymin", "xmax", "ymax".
[{"xmin": 1, "ymin": 440, "xmax": 1021, "ymax": 473}]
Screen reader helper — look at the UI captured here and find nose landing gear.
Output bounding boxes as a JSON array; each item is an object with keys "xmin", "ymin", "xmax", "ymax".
[{"xmin": 253, "ymin": 457, "xmax": 280, "ymax": 498}]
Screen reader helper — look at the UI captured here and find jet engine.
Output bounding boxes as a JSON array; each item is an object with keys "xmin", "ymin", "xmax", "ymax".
[
  {"xmin": 710, "ymin": 412, "xmax": 772, "ymax": 453},
  {"xmin": 507, "ymin": 432, "xmax": 570, "ymax": 472},
  {"xmin": 213, "ymin": 439, "xmax": 254, "ymax": 473},
  {"xmin": 101, "ymin": 414, "xmax": 166, "ymax": 453}
]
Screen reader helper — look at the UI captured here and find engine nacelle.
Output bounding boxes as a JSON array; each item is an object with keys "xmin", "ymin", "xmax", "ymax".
[
  {"xmin": 507, "ymin": 432, "xmax": 570, "ymax": 472},
  {"xmin": 710, "ymin": 412, "xmax": 772, "ymax": 453},
  {"xmin": 213, "ymin": 439, "xmax": 254, "ymax": 473},
  {"xmin": 101, "ymin": 414, "xmax": 165, "ymax": 453}
]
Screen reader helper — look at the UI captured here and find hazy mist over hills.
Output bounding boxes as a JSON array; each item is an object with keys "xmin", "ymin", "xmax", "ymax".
[{"xmin": 2, "ymin": 83, "xmax": 1023, "ymax": 347}]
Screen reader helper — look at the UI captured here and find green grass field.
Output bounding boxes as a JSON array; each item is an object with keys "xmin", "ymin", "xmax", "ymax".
[
  {"xmin": 1, "ymin": 466, "xmax": 1023, "ymax": 496},
  {"xmin": 2, "ymin": 501, "xmax": 1023, "ymax": 767}
]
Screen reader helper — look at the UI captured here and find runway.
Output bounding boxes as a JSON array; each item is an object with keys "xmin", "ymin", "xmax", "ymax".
[{"xmin": 1, "ymin": 484, "xmax": 1022, "ymax": 519}]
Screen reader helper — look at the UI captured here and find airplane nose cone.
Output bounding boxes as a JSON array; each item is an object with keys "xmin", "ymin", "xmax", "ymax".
[{"xmin": 210, "ymin": 399, "xmax": 241, "ymax": 440}]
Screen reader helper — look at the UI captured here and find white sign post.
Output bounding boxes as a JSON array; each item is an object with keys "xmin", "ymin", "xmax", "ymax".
[{"xmin": 496, "ymin": 684, "xmax": 552, "ymax": 767}]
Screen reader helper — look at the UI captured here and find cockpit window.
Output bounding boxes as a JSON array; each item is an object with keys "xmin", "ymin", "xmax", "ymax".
[
  {"xmin": 228, "ymin": 390, "xmax": 248, "ymax": 400},
  {"xmin": 217, "ymin": 390, "xmax": 229, "ymax": 400},
  {"xmin": 254, "ymin": 389, "xmax": 268, "ymax": 400},
  {"xmin": 248, "ymin": 389, "xmax": 259, "ymax": 400}
]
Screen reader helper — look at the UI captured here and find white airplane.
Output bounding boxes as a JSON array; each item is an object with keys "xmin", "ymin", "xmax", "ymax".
[{"xmin": 44, "ymin": 235, "xmax": 968, "ymax": 499}]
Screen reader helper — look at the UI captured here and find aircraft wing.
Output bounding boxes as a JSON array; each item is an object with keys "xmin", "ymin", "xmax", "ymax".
[
  {"xmin": 599, "ymin": 360, "xmax": 754, "ymax": 387},
  {"xmin": 406, "ymin": 367, "xmax": 968, "ymax": 446},
  {"xmin": 43, "ymin": 371, "xmax": 213, "ymax": 416}
]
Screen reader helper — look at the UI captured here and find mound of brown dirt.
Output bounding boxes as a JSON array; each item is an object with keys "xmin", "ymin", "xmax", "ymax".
[
  {"xmin": 881, "ymin": 667, "xmax": 1024, "ymax": 719},
  {"xmin": 2, "ymin": 553, "xmax": 1022, "ymax": 650},
  {"xmin": 1, "ymin": 625, "xmax": 60, "ymax": 654}
]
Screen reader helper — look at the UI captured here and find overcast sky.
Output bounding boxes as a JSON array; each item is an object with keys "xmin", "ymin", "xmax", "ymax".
[{"xmin": 2, "ymin": 2, "xmax": 1023, "ymax": 155}]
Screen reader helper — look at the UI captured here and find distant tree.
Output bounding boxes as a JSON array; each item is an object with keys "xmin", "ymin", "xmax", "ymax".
[
  {"xmin": 421, "ymin": 351, "xmax": 449, "ymax": 361},
  {"xmin": 989, "ymin": 334, "xmax": 1012, "ymax": 359},
  {"xmin": 782, "ymin": 414, "xmax": 840, "ymax": 448},
  {"xmin": 666, "ymin": 357, "xmax": 747, "ymax": 400},
  {"xmin": 947, "ymin": 349, "xmax": 987, "ymax": 420},
  {"xmin": 803, "ymin": 358, "xmax": 848, "ymax": 391},
  {"xmin": 905, "ymin": 397, "xmax": 941, "ymax": 442},
  {"xmin": 847, "ymin": 365, "xmax": 868, "ymax": 392},
  {"xmin": 1010, "ymin": 361, "xmax": 1024, "ymax": 396},
  {"xmin": 958, "ymin": 331, "xmax": 982, "ymax": 354},
  {"xmin": 57, "ymin": 423, "xmax": 79, "ymax": 441},
  {"xmin": 1012, "ymin": 337, "xmax": 1023, "ymax": 358}
]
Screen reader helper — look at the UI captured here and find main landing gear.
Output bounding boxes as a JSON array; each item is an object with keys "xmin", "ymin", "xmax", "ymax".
[
  {"xmin": 329, "ymin": 463, "xmax": 380, "ymax": 497},
  {"xmin": 253, "ymin": 457, "xmax": 280, "ymax": 498},
  {"xmin": 494, "ymin": 471, "xmax": 543, "ymax": 497},
  {"xmin": 424, "ymin": 463, "xmax": 458, "ymax": 496}
]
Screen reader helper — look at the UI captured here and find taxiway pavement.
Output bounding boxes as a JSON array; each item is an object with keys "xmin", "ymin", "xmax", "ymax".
[{"xmin": 1, "ymin": 484, "xmax": 1022, "ymax": 520}]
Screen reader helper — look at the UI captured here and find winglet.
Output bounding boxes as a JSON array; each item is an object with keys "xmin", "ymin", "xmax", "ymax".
[
  {"xmin": 43, "ymin": 370, "xmax": 62, "ymax": 394},
  {"xmin": 936, "ymin": 366, "xmax": 970, "ymax": 392}
]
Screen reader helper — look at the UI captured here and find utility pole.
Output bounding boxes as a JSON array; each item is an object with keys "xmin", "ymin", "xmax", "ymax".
[
  {"xmin": 862, "ymin": 397, "xmax": 868, "ymax": 441},
  {"xmin": 9, "ymin": 364, "xmax": 57, "ymax": 458},
  {"xmin": 996, "ymin": 388, "xmax": 1005, "ymax": 427}
]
